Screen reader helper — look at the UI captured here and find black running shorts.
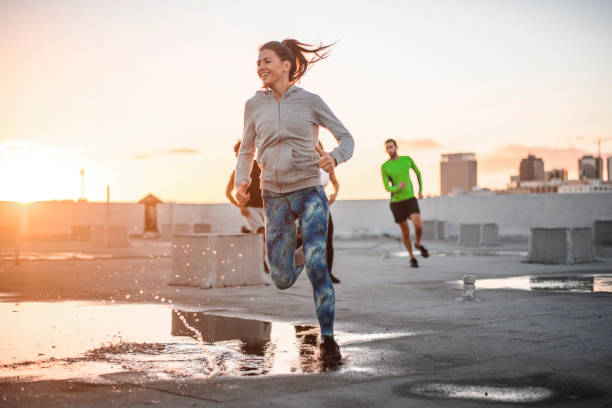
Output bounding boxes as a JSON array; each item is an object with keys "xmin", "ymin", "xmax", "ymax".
[{"xmin": 390, "ymin": 198, "xmax": 420, "ymax": 224}]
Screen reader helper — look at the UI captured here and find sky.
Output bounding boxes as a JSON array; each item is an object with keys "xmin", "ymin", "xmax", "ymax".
[{"xmin": 1, "ymin": 0, "xmax": 611, "ymax": 203}]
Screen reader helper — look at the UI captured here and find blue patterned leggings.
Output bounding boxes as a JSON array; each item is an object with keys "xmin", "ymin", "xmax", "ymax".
[{"xmin": 262, "ymin": 186, "xmax": 335, "ymax": 336}]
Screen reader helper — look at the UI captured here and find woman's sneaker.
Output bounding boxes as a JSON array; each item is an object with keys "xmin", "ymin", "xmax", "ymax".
[
  {"xmin": 410, "ymin": 257, "xmax": 419, "ymax": 268},
  {"xmin": 320, "ymin": 336, "xmax": 341, "ymax": 362}
]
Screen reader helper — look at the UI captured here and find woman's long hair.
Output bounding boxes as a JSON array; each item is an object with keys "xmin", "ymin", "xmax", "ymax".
[{"xmin": 259, "ymin": 39, "xmax": 335, "ymax": 84}]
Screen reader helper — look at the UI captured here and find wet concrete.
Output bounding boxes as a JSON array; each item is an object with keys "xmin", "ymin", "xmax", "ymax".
[
  {"xmin": 1, "ymin": 302, "xmax": 425, "ymax": 384},
  {"xmin": 389, "ymin": 249, "xmax": 528, "ymax": 258},
  {"xmin": 1, "ymin": 239, "xmax": 612, "ymax": 407}
]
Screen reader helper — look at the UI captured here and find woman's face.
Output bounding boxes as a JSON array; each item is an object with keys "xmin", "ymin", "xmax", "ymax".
[{"xmin": 257, "ymin": 48, "xmax": 290, "ymax": 88}]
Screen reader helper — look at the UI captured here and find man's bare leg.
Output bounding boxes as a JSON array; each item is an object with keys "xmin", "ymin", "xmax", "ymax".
[
  {"xmin": 410, "ymin": 213, "xmax": 429, "ymax": 258},
  {"xmin": 398, "ymin": 220, "xmax": 415, "ymax": 259},
  {"xmin": 410, "ymin": 213, "xmax": 423, "ymax": 247}
]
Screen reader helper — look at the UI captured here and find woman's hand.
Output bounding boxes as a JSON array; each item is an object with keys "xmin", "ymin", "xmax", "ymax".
[
  {"xmin": 315, "ymin": 145, "xmax": 337, "ymax": 173},
  {"xmin": 328, "ymin": 192, "xmax": 337, "ymax": 205},
  {"xmin": 236, "ymin": 182, "xmax": 251, "ymax": 206}
]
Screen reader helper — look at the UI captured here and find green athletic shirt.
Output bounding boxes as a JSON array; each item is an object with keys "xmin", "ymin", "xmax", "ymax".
[{"xmin": 381, "ymin": 156, "xmax": 422, "ymax": 202}]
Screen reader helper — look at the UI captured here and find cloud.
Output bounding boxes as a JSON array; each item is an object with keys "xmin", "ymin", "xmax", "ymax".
[
  {"xmin": 396, "ymin": 138, "xmax": 444, "ymax": 151},
  {"xmin": 129, "ymin": 154, "xmax": 153, "ymax": 160},
  {"xmin": 129, "ymin": 147, "xmax": 200, "ymax": 160},
  {"xmin": 162, "ymin": 148, "xmax": 200, "ymax": 155},
  {"xmin": 0, "ymin": 140, "xmax": 83, "ymax": 155},
  {"xmin": 479, "ymin": 144, "xmax": 596, "ymax": 174}
]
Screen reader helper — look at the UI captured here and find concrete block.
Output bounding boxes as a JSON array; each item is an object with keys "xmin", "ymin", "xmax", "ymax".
[
  {"xmin": 570, "ymin": 228, "xmax": 595, "ymax": 264},
  {"xmin": 481, "ymin": 223, "xmax": 499, "ymax": 246},
  {"xmin": 436, "ymin": 221, "xmax": 446, "ymax": 241},
  {"xmin": 194, "ymin": 223, "xmax": 211, "ymax": 233},
  {"xmin": 593, "ymin": 220, "xmax": 612, "ymax": 247},
  {"xmin": 71, "ymin": 226, "xmax": 91, "ymax": 241},
  {"xmin": 423, "ymin": 220, "xmax": 446, "ymax": 241},
  {"xmin": 91, "ymin": 226, "xmax": 105, "ymax": 248},
  {"xmin": 527, "ymin": 228, "xmax": 569, "ymax": 264},
  {"xmin": 527, "ymin": 227, "xmax": 595, "ymax": 264},
  {"xmin": 422, "ymin": 221, "xmax": 437, "ymax": 240},
  {"xmin": 459, "ymin": 224, "xmax": 480, "ymax": 246},
  {"xmin": 174, "ymin": 224, "xmax": 190, "ymax": 234},
  {"xmin": 170, "ymin": 233, "xmax": 266, "ymax": 288},
  {"xmin": 107, "ymin": 226, "xmax": 129, "ymax": 248},
  {"xmin": 160, "ymin": 224, "xmax": 173, "ymax": 241}
]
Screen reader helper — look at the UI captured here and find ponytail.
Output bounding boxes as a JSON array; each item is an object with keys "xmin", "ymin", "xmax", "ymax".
[{"xmin": 259, "ymin": 39, "xmax": 335, "ymax": 84}]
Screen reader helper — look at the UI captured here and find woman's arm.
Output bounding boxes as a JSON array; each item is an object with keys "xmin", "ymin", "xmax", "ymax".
[
  {"xmin": 235, "ymin": 101, "xmax": 256, "ymax": 190},
  {"xmin": 312, "ymin": 95, "xmax": 354, "ymax": 167},
  {"xmin": 226, "ymin": 171, "xmax": 239, "ymax": 206},
  {"xmin": 328, "ymin": 170, "xmax": 340, "ymax": 205}
]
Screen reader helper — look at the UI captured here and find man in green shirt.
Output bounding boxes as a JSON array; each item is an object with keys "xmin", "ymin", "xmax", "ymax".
[{"xmin": 381, "ymin": 139, "xmax": 429, "ymax": 267}]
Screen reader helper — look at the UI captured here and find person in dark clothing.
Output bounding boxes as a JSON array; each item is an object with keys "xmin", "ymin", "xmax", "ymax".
[
  {"xmin": 227, "ymin": 140, "xmax": 265, "ymax": 234},
  {"xmin": 227, "ymin": 140, "xmax": 269, "ymax": 272}
]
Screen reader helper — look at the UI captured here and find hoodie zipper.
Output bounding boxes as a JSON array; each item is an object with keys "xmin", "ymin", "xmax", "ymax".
[{"xmin": 275, "ymin": 98, "xmax": 282, "ymax": 192}]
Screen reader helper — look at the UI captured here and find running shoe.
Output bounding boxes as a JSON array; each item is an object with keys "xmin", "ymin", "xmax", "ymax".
[
  {"xmin": 320, "ymin": 336, "xmax": 342, "ymax": 362},
  {"xmin": 410, "ymin": 257, "xmax": 419, "ymax": 268},
  {"xmin": 415, "ymin": 244, "xmax": 429, "ymax": 258}
]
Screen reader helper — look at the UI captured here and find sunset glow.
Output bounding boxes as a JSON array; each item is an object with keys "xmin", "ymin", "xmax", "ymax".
[{"xmin": 1, "ymin": 0, "xmax": 611, "ymax": 202}]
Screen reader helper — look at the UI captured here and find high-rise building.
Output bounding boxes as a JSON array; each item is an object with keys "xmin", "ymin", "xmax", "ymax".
[
  {"xmin": 579, "ymin": 155, "xmax": 603, "ymax": 180},
  {"xmin": 607, "ymin": 156, "xmax": 612, "ymax": 182},
  {"xmin": 440, "ymin": 153, "xmax": 477, "ymax": 195},
  {"xmin": 545, "ymin": 168, "xmax": 568, "ymax": 181},
  {"xmin": 519, "ymin": 154, "xmax": 545, "ymax": 182}
]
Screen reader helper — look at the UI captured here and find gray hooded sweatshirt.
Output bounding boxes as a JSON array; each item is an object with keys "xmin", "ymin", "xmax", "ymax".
[{"xmin": 235, "ymin": 85, "xmax": 354, "ymax": 194}]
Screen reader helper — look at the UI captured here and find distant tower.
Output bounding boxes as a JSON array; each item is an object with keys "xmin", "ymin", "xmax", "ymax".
[
  {"xmin": 440, "ymin": 153, "xmax": 477, "ymax": 195},
  {"xmin": 519, "ymin": 154, "xmax": 545, "ymax": 182},
  {"xmin": 78, "ymin": 168, "xmax": 86, "ymax": 202},
  {"xmin": 578, "ymin": 155, "xmax": 603, "ymax": 180}
]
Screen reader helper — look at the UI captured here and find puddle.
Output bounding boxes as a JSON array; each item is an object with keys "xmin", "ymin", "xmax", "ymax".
[
  {"xmin": 409, "ymin": 383, "xmax": 554, "ymax": 403},
  {"xmin": 1, "ymin": 252, "xmax": 112, "ymax": 261},
  {"xmin": 394, "ymin": 375, "xmax": 606, "ymax": 404},
  {"xmin": 455, "ymin": 274, "xmax": 612, "ymax": 293},
  {"xmin": 388, "ymin": 249, "xmax": 527, "ymax": 258},
  {"xmin": 0, "ymin": 302, "xmax": 425, "ymax": 382}
]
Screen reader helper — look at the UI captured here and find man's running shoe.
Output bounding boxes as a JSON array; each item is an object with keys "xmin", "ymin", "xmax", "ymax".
[
  {"xmin": 410, "ymin": 257, "xmax": 419, "ymax": 268},
  {"xmin": 320, "ymin": 336, "xmax": 341, "ymax": 362},
  {"xmin": 415, "ymin": 244, "xmax": 429, "ymax": 258}
]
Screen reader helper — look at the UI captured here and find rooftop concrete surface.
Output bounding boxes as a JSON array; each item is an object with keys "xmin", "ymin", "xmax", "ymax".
[{"xmin": 1, "ymin": 238, "xmax": 611, "ymax": 407}]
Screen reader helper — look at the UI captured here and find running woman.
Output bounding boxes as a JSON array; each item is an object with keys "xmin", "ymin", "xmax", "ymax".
[
  {"xmin": 381, "ymin": 139, "xmax": 429, "ymax": 268},
  {"xmin": 235, "ymin": 39, "xmax": 354, "ymax": 362}
]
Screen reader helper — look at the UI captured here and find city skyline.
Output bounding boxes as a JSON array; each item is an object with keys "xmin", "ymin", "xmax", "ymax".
[{"xmin": 1, "ymin": 0, "xmax": 612, "ymax": 203}]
